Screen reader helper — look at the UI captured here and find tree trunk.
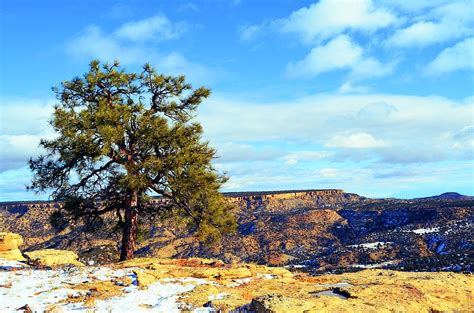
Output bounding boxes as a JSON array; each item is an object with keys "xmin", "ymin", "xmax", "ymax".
[{"xmin": 119, "ymin": 194, "xmax": 138, "ymax": 261}]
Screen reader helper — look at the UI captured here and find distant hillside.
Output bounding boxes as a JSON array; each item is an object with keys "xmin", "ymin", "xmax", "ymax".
[
  {"xmin": 0, "ymin": 190, "xmax": 473, "ymax": 273},
  {"xmin": 417, "ymin": 192, "xmax": 474, "ymax": 200}
]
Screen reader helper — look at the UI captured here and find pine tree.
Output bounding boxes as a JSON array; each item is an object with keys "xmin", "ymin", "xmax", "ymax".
[{"xmin": 29, "ymin": 60, "xmax": 236, "ymax": 260}]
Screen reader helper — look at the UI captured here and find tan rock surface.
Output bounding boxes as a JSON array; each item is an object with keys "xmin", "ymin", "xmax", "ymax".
[
  {"xmin": 109, "ymin": 257, "xmax": 474, "ymax": 312},
  {"xmin": 180, "ymin": 266, "xmax": 474, "ymax": 312},
  {"xmin": 0, "ymin": 232, "xmax": 23, "ymax": 251},
  {"xmin": 0, "ymin": 248, "xmax": 25, "ymax": 261},
  {"xmin": 0, "ymin": 232, "xmax": 25, "ymax": 261},
  {"xmin": 24, "ymin": 249, "xmax": 84, "ymax": 267}
]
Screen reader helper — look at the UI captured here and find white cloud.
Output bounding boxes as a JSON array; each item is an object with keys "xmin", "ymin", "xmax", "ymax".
[
  {"xmin": 387, "ymin": 1, "xmax": 473, "ymax": 48},
  {"xmin": 388, "ymin": 21, "xmax": 444, "ymax": 47},
  {"xmin": 0, "ymin": 97, "xmax": 54, "ymax": 136},
  {"xmin": 67, "ymin": 25, "xmax": 146, "ymax": 64},
  {"xmin": 66, "ymin": 18, "xmax": 220, "ymax": 84},
  {"xmin": 215, "ymin": 142, "xmax": 283, "ymax": 163},
  {"xmin": 115, "ymin": 14, "xmax": 187, "ymax": 42},
  {"xmin": 325, "ymin": 132, "xmax": 387, "ymax": 149},
  {"xmin": 286, "ymin": 35, "xmax": 362, "ymax": 77},
  {"xmin": 425, "ymin": 37, "xmax": 474, "ymax": 75},
  {"xmin": 348, "ymin": 57, "xmax": 397, "ymax": 80},
  {"xmin": 199, "ymin": 93, "xmax": 473, "ymax": 164},
  {"xmin": 240, "ymin": 24, "xmax": 265, "ymax": 41},
  {"xmin": 277, "ymin": 0, "xmax": 397, "ymax": 44},
  {"xmin": 286, "ymin": 35, "xmax": 394, "ymax": 80},
  {"xmin": 319, "ymin": 168, "xmax": 338, "ymax": 178},
  {"xmin": 0, "ymin": 135, "xmax": 44, "ymax": 172},
  {"xmin": 0, "ymin": 97, "xmax": 56, "ymax": 172},
  {"xmin": 284, "ymin": 151, "xmax": 333, "ymax": 165},
  {"xmin": 380, "ymin": 0, "xmax": 448, "ymax": 13},
  {"xmin": 338, "ymin": 81, "xmax": 370, "ymax": 94}
]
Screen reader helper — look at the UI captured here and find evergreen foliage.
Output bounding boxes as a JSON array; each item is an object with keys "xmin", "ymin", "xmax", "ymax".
[{"xmin": 29, "ymin": 60, "xmax": 236, "ymax": 260}]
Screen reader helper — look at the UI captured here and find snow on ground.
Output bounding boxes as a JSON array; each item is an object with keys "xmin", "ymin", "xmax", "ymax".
[
  {"xmin": 92, "ymin": 280, "xmax": 198, "ymax": 313},
  {"xmin": 284, "ymin": 264, "xmax": 307, "ymax": 269},
  {"xmin": 0, "ymin": 265, "xmax": 278, "ymax": 312},
  {"xmin": 227, "ymin": 277, "xmax": 252, "ymax": 287},
  {"xmin": 0, "ymin": 266, "xmax": 213, "ymax": 312},
  {"xmin": 412, "ymin": 227, "xmax": 439, "ymax": 234},
  {"xmin": 351, "ymin": 261, "xmax": 395, "ymax": 269},
  {"xmin": 0, "ymin": 260, "xmax": 29, "ymax": 270},
  {"xmin": 348, "ymin": 242, "xmax": 393, "ymax": 249}
]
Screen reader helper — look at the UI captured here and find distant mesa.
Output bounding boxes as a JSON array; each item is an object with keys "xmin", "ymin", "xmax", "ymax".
[{"xmin": 417, "ymin": 192, "xmax": 473, "ymax": 200}]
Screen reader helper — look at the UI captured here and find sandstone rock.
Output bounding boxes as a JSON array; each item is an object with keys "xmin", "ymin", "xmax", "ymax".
[
  {"xmin": 133, "ymin": 269, "xmax": 162, "ymax": 288},
  {"xmin": 251, "ymin": 294, "xmax": 314, "ymax": 313},
  {"xmin": 0, "ymin": 249, "xmax": 26, "ymax": 261},
  {"xmin": 0, "ymin": 232, "xmax": 23, "ymax": 251},
  {"xmin": 24, "ymin": 249, "xmax": 84, "ymax": 267}
]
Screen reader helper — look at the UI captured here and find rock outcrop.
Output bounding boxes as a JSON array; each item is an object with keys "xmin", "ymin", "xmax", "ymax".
[
  {"xmin": 24, "ymin": 249, "xmax": 84, "ymax": 267},
  {"xmin": 0, "ymin": 232, "xmax": 25, "ymax": 261},
  {"xmin": 0, "ymin": 256, "xmax": 473, "ymax": 312}
]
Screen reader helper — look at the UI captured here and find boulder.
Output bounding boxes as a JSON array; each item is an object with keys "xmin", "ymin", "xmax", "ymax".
[
  {"xmin": 0, "ymin": 232, "xmax": 25, "ymax": 261},
  {"xmin": 24, "ymin": 249, "xmax": 84, "ymax": 267},
  {"xmin": 0, "ymin": 232, "xmax": 23, "ymax": 251}
]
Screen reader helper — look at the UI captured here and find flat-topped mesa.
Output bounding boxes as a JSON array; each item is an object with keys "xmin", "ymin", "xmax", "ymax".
[
  {"xmin": 223, "ymin": 189, "xmax": 344, "ymax": 202},
  {"xmin": 0, "ymin": 201, "xmax": 60, "ymax": 215},
  {"xmin": 0, "ymin": 189, "xmax": 345, "ymax": 214}
]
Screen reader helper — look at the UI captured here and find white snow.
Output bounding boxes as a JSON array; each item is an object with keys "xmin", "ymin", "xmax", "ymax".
[
  {"xmin": 227, "ymin": 277, "xmax": 252, "ymax": 287},
  {"xmin": 284, "ymin": 264, "xmax": 307, "ymax": 269},
  {"xmin": 0, "ymin": 266, "xmax": 210, "ymax": 312},
  {"xmin": 0, "ymin": 260, "xmax": 29, "ymax": 270},
  {"xmin": 92, "ymin": 281, "xmax": 197, "ymax": 313},
  {"xmin": 256, "ymin": 273, "xmax": 275, "ymax": 279},
  {"xmin": 348, "ymin": 242, "xmax": 393, "ymax": 249},
  {"xmin": 351, "ymin": 261, "xmax": 395, "ymax": 269},
  {"xmin": 412, "ymin": 227, "xmax": 439, "ymax": 234},
  {"xmin": 208, "ymin": 292, "xmax": 228, "ymax": 300}
]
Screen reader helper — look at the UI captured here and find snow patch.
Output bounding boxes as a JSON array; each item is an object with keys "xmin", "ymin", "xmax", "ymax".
[
  {"xmin": 351, "ymin": 261, "xmax": 395, "ymax": 269},
  {"xmin": 412, "ymin": 227, "xmax": 439, "ymax": 234},
  {"xmin": 0, "ymin": 266, "xmax": 212, "ymax": 312},
  {"xmin": 348, "ymin": 242, "xmax": 393, "ymax": 249}
]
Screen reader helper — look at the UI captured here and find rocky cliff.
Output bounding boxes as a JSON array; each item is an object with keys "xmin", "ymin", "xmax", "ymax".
[{"xmin": 0, "ymin": 190, "xmax": 473, "ymax": 272}]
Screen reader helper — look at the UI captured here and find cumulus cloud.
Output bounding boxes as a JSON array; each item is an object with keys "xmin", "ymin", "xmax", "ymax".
[
  {"xmin": 425, "ymin": 37, "xmax": 474, "ymax": 75},
  {"xmin": 115, "ymin": 14, "xmax": 187, "ymax": 42},
  {"xmin": 243, "ymin": 0, "xmax": 397, "ymax": 44},
  {"xmin": 387, "ymin": 1, "xmax": 473, "ymax": 48},
  {"xmin": 325, "ymin": 132, "xmax": 387, "ymax": 149},
  {"xmin": 286, "ymin": 35, "xmax": 394, "ymax": 80},
  {"xmin": 66, "ymin": 15, "xmax": 220, "ymax": 84},
  {"xmin": 286, "ymin": 35, "xmax": 362, "ymax": 77}
]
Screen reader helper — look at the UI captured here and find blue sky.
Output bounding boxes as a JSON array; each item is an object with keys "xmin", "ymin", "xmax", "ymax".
[{"xmin": 0, "ymin": 0, "xmax": 473, "ymax": 201}]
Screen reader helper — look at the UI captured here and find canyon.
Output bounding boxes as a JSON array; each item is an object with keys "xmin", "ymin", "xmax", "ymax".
[{"xmin": 0, "ymin": 189, "xmax": 472, "ymax": 273}]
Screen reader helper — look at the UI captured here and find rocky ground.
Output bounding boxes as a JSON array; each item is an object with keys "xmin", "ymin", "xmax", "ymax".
[
  {"xmin": 1, "ymin": 257, "xmax": 473, "ymax": 312},
  {"xmin": 1, "ymin": 232, "xmax": 473, "ymax": 312}
]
